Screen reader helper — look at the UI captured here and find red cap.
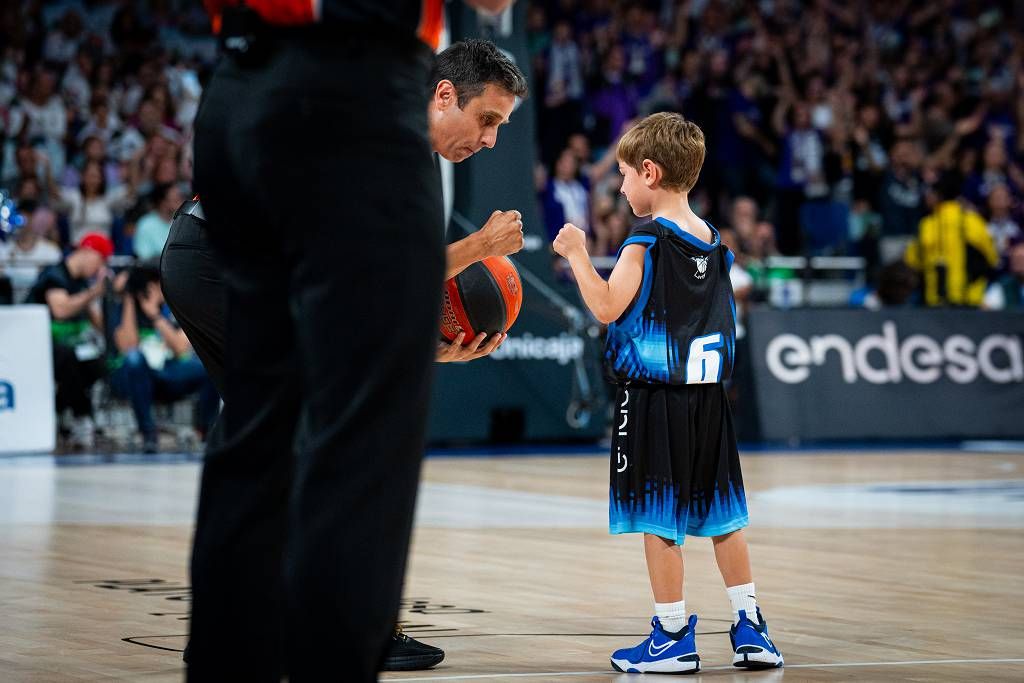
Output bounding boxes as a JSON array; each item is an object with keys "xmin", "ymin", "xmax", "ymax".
[{"xmin": 78, "ymin": 232, "xmax": 114, "ymax": 260}]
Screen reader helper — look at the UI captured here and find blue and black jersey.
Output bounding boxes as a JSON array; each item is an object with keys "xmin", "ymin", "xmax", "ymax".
[{"xmin": 605, "ymin": 217, "xmax": 737, "ymax": 386}]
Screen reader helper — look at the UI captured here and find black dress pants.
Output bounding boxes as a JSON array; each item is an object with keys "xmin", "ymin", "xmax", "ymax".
[
  {"xmin": 160, "ymin": 209, "xmax": 226, "ymax": 394},
  {"xmin": 187, "ymin": 31, "xmax": 444, "ymax": 682}
]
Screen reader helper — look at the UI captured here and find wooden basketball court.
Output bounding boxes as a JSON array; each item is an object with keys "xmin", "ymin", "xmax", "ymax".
[{"xmin": 1, "ymin": 447, "xmax": 1022, "ymax": 681}]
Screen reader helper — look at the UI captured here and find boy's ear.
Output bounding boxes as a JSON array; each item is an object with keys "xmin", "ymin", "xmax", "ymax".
[{"xmin": 641, "ymin": 159, "xmax": 660, "ymax": 188}]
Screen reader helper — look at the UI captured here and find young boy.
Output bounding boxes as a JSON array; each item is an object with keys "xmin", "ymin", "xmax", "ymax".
[{"xmin": 552, "ymin": 112, "xmax": 783, "ymax": 674}]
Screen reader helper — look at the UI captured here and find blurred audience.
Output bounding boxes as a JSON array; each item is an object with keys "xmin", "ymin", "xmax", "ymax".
[
  {"xmin": 527, "ymin": 0, "xmax": 1024, "ymax": 299},
  {"xmin": 109, "ymin": 262, "xmax": 218, "ymax": 453},
  {"xmin": 24, "ymin": 232, "xmax": 113, "ymax": 449}
]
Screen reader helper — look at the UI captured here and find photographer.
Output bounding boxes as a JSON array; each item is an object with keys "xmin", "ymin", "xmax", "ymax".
[
  {"xmin": 24, "ymin": 232, "xmax": 112, "ymax": 449},
  {"xmin": 109, "ymin": 262, "xmax": 217, "ymax": 453}
]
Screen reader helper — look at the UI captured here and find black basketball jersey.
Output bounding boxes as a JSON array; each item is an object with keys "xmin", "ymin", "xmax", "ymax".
[{"xmin": 605, "ymin": 217, "xmax": 737, "ymax": 385}]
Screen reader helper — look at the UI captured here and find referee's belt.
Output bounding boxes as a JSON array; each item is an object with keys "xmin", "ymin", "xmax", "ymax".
[{"xmin": 173, "ymin": 199, "xmax": 206, "ymax": 223}]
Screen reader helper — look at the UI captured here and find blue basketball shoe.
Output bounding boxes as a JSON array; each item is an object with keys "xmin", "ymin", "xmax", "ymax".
[
  {"xmin": 610, "ymin": 615, "xmax": 700, "ymax": 674},
  {"xmin": 730, "ymin": 608, "xmax": 783, "ymax": 668}
]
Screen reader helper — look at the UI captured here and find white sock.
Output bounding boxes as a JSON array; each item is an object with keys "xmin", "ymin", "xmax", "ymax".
[
  {"xmin": 655, "ymin": 600, "xmax": 686, "ymax": 634},
  {"xmin": 726, "ymin": 582, "xmax": 758, "ymax": 624}
]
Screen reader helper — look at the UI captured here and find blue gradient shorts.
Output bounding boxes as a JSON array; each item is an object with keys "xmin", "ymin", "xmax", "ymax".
[{"xmin": 609, "ymin": 381, "xmax": 748, "ymax": 544}]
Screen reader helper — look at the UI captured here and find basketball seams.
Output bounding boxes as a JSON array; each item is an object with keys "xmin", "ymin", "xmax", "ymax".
[
  {"xmin": 438, "ymin": 256, "xmax": 523, "ymax": 345},
  {"xmin": 463, "ymin": 261, "xmax": 507, "ymax": 335}
]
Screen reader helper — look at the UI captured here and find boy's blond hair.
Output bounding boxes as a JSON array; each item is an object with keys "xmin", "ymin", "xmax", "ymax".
[{"xmin": 616, "ymin": 112, "xmax": 705, "ymax": 192}]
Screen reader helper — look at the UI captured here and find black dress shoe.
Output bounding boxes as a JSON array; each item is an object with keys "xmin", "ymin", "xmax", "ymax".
[{"xmin": 382, "ymin": 626, "xmax": 445, "ymax": 671}]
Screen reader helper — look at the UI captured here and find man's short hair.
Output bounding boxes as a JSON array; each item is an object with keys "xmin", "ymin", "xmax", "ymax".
[
  {"xmin": 430, "ymin": 39, "xmax": 528, "ymax": 107},
  {"xmin": 616, "ymin": 112, "xmax": 706, "ymax": 193}
]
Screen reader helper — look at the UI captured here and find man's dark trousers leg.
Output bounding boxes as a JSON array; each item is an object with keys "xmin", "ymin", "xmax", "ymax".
[
  {"xmin": 160, "ymin": 213, "xmax": 226, "ymax": 392},
  {"xmin": 188, "ymin": 34, "xmax": 444, "ymax": 682}
]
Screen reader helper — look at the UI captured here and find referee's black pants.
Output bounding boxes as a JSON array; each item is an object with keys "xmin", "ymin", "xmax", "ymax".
[
  {"xmin": 160, "ymin": 210, "xmax": 226, "ymax": 395},
  {"xmin": 187, "ymin": 32, "xmax": 444, "ymax": 682}
]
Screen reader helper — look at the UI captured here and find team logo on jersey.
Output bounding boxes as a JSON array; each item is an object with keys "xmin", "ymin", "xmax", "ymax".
[{"xmin": 691, "ymin": 255, "xmax": 709, "ymax": 279}]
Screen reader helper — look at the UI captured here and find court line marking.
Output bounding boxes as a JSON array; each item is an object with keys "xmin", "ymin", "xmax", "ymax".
[{"xmin": 385, "ymin": 658, "xmax": 1024, "ymax": 680}]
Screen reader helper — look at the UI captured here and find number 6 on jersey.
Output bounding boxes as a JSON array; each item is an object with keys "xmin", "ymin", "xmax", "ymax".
[{"xmin": 685, "ymin": 333, "xmax": 723, "ymax": 384}]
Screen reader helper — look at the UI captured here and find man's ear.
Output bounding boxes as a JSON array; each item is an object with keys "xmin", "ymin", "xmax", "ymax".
[
  {"xmin": 434, "ymin": 80, "xmax": 458, "ymax": 111},
  {"xmin": 641, "ymin": 159, "xmax": 661, "ymax": 188}
]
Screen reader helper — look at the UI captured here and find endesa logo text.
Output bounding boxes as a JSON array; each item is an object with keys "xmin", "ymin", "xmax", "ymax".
[{"xmin": 766, "ymin": 322, "xmax": 1024, "ymax": 385}]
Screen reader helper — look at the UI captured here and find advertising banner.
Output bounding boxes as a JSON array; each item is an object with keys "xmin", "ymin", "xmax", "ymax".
[{"xmin": 747, "ymin": 309, "xmax": 1024, "ymax": 441}]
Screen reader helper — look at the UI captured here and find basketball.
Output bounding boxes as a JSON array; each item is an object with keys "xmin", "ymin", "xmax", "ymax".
[{"xmin": 440, "ymin": 256, "xmax": 523, "ymax": 344}]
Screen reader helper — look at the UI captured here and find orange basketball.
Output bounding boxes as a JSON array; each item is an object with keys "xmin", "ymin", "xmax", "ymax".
[{"xmin": 440, "ymin": 256, "xmax": 522, "ymax": 344}]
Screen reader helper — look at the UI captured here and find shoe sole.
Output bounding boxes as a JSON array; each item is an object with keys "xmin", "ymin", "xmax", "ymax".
[
  {"xmin": 733, "ymin": 649, "xmax": 784, "ymax": 669},
  {"xmin": 382, "ymin": 652, "xmax": 445, "ymax": 671},
  {"xmin": 610, "ymin": 655, "xmax": 700, "ymax": 675}
]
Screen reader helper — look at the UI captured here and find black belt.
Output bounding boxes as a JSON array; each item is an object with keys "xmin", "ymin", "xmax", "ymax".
[{"xmin": 173, "ymin": 199, "xmax": 206, "ymax": 223}]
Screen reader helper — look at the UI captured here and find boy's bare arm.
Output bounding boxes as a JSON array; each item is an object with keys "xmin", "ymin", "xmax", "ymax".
[{"xmin": 553, "ymin": 223, "xmax": 644, "ymax": 324}]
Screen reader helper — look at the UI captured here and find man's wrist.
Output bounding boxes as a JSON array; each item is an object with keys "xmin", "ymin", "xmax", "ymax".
[{"xmin": 471, "ymin": 230, "xmax": 493, "ymax": 259}]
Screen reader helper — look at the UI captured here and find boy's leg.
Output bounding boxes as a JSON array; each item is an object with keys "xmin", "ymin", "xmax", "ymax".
[
  {"xmin": 714, "ymin": 528, "xmax": 783, "ymax": 669},
  {"xmin": 645, "ymin": 533, "xmax": 688, "ymax": 634},
  {"xmin": 712, "ymin": 529, "xmax": 759, "ymax": 624},
  {"xmin": 611, "ymin": 534, "xmax": 698, "ymax": 674},
  {"xmin": 712, "ymin": 529, "xmax": 753, "ymax": 587},
  {"xmin": 644, "ymin": 533, "xmax": 683, "ymax": 603}
]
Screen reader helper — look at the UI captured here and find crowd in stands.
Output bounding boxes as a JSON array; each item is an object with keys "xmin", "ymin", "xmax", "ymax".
[
  {"xmin": 2, "ymin": 1, "xmax": 1024, "ymax": 450},
  {"xmin": 529, "ymin": 0, "xmax": 1024, "ymax": 308},
  {"xmin": 0, "ymin": 1, "xmax": 216, "ymax": 449},
  {"xmin": 1, "ymin": 1, "xmax": 211, "ymax": 264}
]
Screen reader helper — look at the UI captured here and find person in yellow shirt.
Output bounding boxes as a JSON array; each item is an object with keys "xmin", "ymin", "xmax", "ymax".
[{"xmin": 905, "ymin": 172, "xmax": 998, "ymax": 306}]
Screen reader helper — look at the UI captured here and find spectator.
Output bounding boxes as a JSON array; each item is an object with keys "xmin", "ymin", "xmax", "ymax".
[
  {"xmin": 61, "ymin": 136, "xmax": 123, "ymax": 192},
  {"xmin": 133, "ymin": 182, "xmax": 182, "ymax": 259},
  {"xmin": 875, "ymin": 262, "xmax": 920, "ymax": 308},
  {"xmin": 48, "ymin": 156, "xmax": 135, "ymax": 245},
  {"xmin": 591, "ymin": 203, "xmax": 630, "ymax": 259},
  {"xmin": 853, "ymin": 261, "xmax": 920, "ymax": 310},
  {"xmin": 0, "ymin": 206, "xmax": 62, "ymax": 302},
  {"xmin": 718, "ymin": 226, "xmax": 754, "ymax": 337},
  {"xmin": 878, "ymin": 139, "xmax": 926, "ymax": 238},
  {"xmin": 589, "ymin": 46, "xmax": 639, "ymax": 149},
  {"xmin": 728, "ymin": 196, "xmax": 759, "ymax": 255},
  {"xmin": 539, "ymin": 20, "xmax": 584, "ymax": 162},
  {"xmin": 905, "ymin": 172, "xmax": 998, "ymax": 307},
  {"xmin": 13, "ymin": 176, "xmax": 44, "ymax": 208},
  {"xmin": 542, "ymin": 148, "xmax": 590, "ymax": 241},
  {"xmin": 109, "ymin": 263, "xmax": 218, "ymax": 453},
  {"xmin": 24, "ymin": 233, "xmax": 113, "ymax": 449},
  {"xmin": 963, "ymin": 139, "xmax": 1024, "ymax": 209},
  {"xmin": 61, "ymin": 46, "xmax": 95, "ymax": 114},
  {"xmin": 850, "ymin": 104, "xmax": 890, "ymax": 204},
  {"xmin": 2, "ymin": 142, "xmax": 44, "ymax": 191},
  {"xmin": 772, "ymin": 98, "xmax": 825, "ymax": 253},
  {"xmin": 42, "ymin": 9, "xmax": 84, "ymax": 65},
  {"xmin": 8, "ymin": 68, "xmax": 68, "ymax": 175},
  {"xmin": 985, "ymin": 183, "xmax": 1022, "ymax": 270},
  {"xmin": 76, "ymin": 93, "xmax": 123, "ymax": 148},
  {"xmin": 983, "ymin": 240, "xmax": 1024, "ymax": 310}
]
